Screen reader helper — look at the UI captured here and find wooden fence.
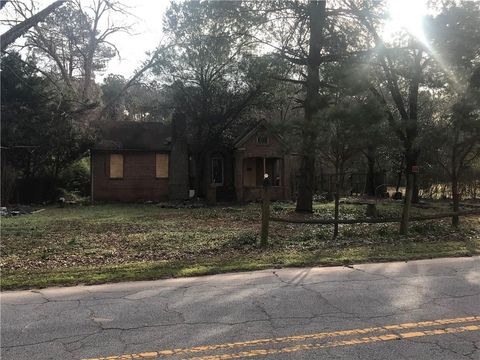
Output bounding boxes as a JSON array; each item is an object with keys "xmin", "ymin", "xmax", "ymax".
[{"xmin": 260, "ymin": 184, "xmax": 480, "ymax": 246}]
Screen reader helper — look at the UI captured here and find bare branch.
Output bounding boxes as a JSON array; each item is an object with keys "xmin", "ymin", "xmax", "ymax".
[{"xmin": 1, "ymin": 0, "xmax": 65, "ymax": 52}]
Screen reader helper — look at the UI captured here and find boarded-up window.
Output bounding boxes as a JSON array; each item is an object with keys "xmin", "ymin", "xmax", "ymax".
[
  {"xmin": 110, "ymin": 154, "xmax": 123, "ymax": 179},
  {"xmin": 156, "ymin": 153, "xmax": 169, "ymax": 178}
]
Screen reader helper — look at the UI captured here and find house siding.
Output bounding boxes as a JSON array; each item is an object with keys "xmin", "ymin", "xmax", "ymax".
[
  {"xmin": 240, "ymin": 132, "xmax": 285, "ymax": 158},
  {"xmin": 92, "ymin": 151, "xmax": 169, "ymax": 202},
  {"xmin": 90, "ymin": 120, "xmax": 295, "ymax": 203},
  {"xmin": 234, "ymin": 125, "xmax": 293, "ymax": 202},
  {"xmin": 203, "ymin": 148, "xmax": 235, "ymax": 200}
]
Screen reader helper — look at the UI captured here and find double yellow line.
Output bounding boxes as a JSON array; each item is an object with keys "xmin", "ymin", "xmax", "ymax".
[{"xmin": 83, "ymin": 315, "xmax": 480, "ymax": 360}]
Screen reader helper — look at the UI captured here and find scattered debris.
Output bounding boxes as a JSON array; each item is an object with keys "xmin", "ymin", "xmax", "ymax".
[
  {"xmin": 0, "ymin": 205, "xmax": 34, "ymax": 217},
  {"xmin": 156, "ymin": 201, "xmax": 206, "ymax": 209},
  {"xmin": 57, "ymin": 196, "xmax": 79, "ymax": 207},
  {"xmin": 223, "ymin": 207, "xmax": 243, "ymax": 212}
]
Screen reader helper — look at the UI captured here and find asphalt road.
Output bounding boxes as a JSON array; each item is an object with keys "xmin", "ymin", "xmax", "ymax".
[{"xmin": 1, "ymin": 257, "xmax": 479, "ymax": 360}]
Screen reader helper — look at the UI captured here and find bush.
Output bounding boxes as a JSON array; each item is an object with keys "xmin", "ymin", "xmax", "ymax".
[{"xmin": 58, "ymin": 158, "xmax": 90, "ymax": 197}]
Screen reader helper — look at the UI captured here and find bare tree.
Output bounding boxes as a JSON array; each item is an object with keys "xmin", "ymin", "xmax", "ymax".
[
  {"xmin": 6, "ymin": 0, "xmax": 131, "ymax": 106},
  {"xmin": 0, "ymin": 0, "xmax": 65, "ymax": 52},
  {"xmin": 73, "ymin": 0, "xmax": 131, "ymax": 102}
]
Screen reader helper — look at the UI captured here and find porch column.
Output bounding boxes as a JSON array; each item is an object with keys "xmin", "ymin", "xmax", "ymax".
[{"xmin": 234, "ymin": 153, "xmax": 244, "ymax": 201}]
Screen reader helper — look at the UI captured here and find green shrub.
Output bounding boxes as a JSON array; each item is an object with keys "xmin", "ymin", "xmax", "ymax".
[{"xmin": 59, "ymin": 157, "xmax": 90, "ymax": 196}]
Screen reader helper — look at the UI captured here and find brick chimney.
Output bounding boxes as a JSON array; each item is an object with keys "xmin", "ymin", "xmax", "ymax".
[{"xmin": 168, "ymin": 111, "xmax": 189, "ymax": 200}]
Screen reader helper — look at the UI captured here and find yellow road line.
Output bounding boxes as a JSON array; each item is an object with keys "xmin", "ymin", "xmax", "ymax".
[
  {"xmin": 82, "ymin": 316, "xmax": 480, "ymax": 360},
  {"xmin": 187, "ymin": 325, "xmax": 480, "ymax": 360}
]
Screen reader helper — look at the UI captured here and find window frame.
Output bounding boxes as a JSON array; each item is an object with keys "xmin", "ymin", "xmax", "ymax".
[{"xmin": 257, "ymin": 135, "xmax": 269, "ymax": 145}]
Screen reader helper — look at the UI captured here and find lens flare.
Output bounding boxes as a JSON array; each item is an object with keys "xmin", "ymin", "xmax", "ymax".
[{"xmin": 385, "ymin": 0, "xmax": 428, "ymax": 44}]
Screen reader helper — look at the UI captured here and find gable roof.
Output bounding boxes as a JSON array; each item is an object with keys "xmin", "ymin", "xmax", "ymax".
[
  {"xmin": 234, "ymin": 120, "xmax": 287, "ymax": 148},
  {"xmin": 92, "ymin": 121, "xmax": 171, "ymax": 151}
]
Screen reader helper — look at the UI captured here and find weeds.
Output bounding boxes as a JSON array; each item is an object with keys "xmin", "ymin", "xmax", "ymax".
[{"xmin": 1, "ymin": 202, "xmax": 478, "ymax": 289}]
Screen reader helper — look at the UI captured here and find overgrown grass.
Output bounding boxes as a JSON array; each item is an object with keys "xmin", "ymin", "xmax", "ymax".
[{"xmin": 1, "ymin": 201, "xmax": 479, "ymax": 290}]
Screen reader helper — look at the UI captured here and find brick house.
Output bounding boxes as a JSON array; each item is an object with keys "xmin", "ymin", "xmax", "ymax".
[{"xmin": 90, "ymin": 116, "xmax": 296, "ymax": 202}]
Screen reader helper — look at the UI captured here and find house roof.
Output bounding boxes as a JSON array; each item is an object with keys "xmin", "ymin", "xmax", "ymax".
[
  {"xmin": 234, "ymin": 120, "xmax": 287, "ymax": 148},
  {"xmin": 92, "ymin": 121, "xmax": 171, "ymax": 151},
  {"xmin": 91, "ymin": 119, "xmax": 287, "ymax": 152}
]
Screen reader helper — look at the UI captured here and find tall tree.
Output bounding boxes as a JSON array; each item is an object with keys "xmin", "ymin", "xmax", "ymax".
[
  {"xmin": 320, "ymin": 101, "xmax": 363, "ymax": 237},
  {"xmin": 293, "ymin": 1, "xmax": 327, "ymax": 212},
  {"xmin": 255, "ymin": 0, "xmax": 328, "ymax": 212},
  {"xmin": 151, "ymin": 1, "xmax": 279, "ymax": 196},
  {"xmin": 326, "ymin": 59, "xmax": 389, "ymax": 196},
  {"xmin": 6, "ymin": 0, "xmax": 130, "ymax": 106},
  {"xmin": 1, "ymin": 52, "xmax": 93, "ymax": 202},
  {"xmin": 350, "ymin": 1, "xmax": 431, "ymax": 234},
  {"xmin": 432, "ymin": 77, "xmax": 480, "ymax": 226},
  {"xmin": 101, "ymin": 74, "xmax": 171, "ymax": 122},
  {"xmin": 251, "ymin": 0, "xmax": 380, "ymax": 212},
  {"xmin": 424, "ymin": 2, "xmax": 480, "ymax": 226}
]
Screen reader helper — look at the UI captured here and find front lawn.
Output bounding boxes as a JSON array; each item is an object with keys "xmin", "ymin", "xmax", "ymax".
[{"xmin": 1, "ymin": 202, "xmax": 479, "ymax": 289}]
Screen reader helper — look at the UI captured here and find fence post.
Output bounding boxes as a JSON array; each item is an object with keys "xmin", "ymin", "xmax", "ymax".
[{"xmin": 261, "ymin": 176, "xmax": 271, "ymax": 247}]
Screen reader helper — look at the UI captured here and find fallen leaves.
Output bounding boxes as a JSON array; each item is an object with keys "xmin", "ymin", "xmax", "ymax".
[{"xmin": 1, "ymin": 203, "xmax": 478, "ymax": 273}]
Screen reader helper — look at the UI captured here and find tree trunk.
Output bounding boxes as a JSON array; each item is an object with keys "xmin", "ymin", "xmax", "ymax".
[
  {"xmin": 399, "ymin": 150, "xmax": 418, "ymax": 235},
  {"xmin": 295, "ymin": 151, "xmax": 315, "ymax": 213},
  {"xmin": 412, "ymin": 173, "xmax": 419, "ymax": 203},
  {"xmin": 82, "ymin": 32, "xmax": 97, "ymax": 102},
  {"xmin": 399, "ymin": 48, "xmax": 422, "ymax": 234},
  {"xmin": 296, "ymin": 145, "xmax": 315, "ymax": 212},
  {"xmin": 395, "ymin": 157, "xmax": 404, "ymax": 193},
  {"xmin": 399, "ymin": 172, "xmax": 414, "ymax": 235},
  {"xmin": 81, "ymin": 1, "xmax": 104, "ymax": 102},
  {"xmin": 452, "ymin": 173, "xmax": 460, "ymax": 227},
  {"xmin": 295, "ymin": 1, "xmax": 326, "ymax": 213},
  {"xmin": 333, "ymin": 188, "xmax": 340, "ymax": 238}
]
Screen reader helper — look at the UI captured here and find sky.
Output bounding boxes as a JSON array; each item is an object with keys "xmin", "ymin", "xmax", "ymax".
[{"xmin": 101, "ymin": 0, "xmax": 170, "ymax": 78}]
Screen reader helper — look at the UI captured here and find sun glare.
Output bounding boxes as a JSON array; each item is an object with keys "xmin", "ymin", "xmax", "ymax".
[
  {"xmin": 384, "ymin": 0, "xmax": 428, "ymax": 43},
  {"xmin": 384, "ymin": 1, "xmax": 460, "ymax": 89}
]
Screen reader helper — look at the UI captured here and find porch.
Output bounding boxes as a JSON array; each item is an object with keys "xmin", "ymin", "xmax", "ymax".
[{"xmin": 235, "ymin": 156, "xmax": 290, "ymax": 202}]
